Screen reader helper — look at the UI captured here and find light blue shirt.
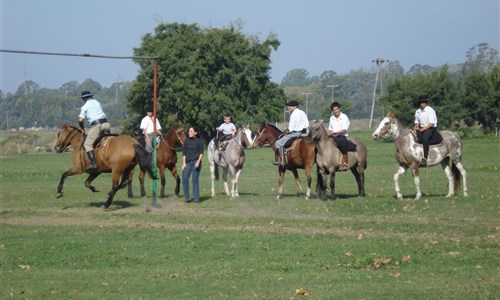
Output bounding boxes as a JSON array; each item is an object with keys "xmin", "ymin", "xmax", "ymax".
[{"xmin": 79, "ymin": 99, "xmax": 106, "ymax": 124}]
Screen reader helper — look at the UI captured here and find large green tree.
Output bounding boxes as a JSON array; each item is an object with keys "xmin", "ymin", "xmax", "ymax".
[{"xmin": 125, "ymin": 22, "xmax": 286, "ymax": 141}]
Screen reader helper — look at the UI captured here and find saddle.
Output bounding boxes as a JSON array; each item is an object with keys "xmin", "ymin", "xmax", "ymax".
[
  {"xmin": 93, "ymin": 133, "xmax": 118, "ymax": 149},
  {"xmin": 412, "ymin": 130, "xmax": 444, "ymax": 148},
  {"xmin": 280, "ymin": 138, "xmax": 304, "ymax": 166}
]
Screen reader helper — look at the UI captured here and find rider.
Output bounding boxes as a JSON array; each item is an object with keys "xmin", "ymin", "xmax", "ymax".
[
  {"xmin": 327, "ymin": 101, "xmax": 356, "ymax": 171},
  {"xmin": 214, "ymin": 114, "xmax": 236, "ymax": 151},
  {"xmin": 274, "ymin": 100, "xmax": 309, "ymax": 167},
  {"xmin": 78, "ymin": 91, "xmax": 110, "ymax": 171},
  {"xmin": 140, "ymin": 104, "xmax": 162, "ymax": 153},
  {"xmin": 414, "ymin": 96, "xmax": 438, "ymax": 166}
]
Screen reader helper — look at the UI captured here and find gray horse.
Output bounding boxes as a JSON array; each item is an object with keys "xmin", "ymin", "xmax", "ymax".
[
  {"xmin": 372, "ymin": 112, "xmax": 468, "ymax": 200},
  {"xmin": 308, "ymin": 120, "xmax": 368, "ymax": 200},
  {"xmin": 207, "ymin": 125, "xmax": 252, "ymax": 197}
]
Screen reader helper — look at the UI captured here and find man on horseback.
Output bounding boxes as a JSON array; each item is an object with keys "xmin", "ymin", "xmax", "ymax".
[
  {"xmin": 140, "ymin": 105, "xmax": 162, "ymax": 153},
  {"xmin": 274, "ymin": 100, "xmax": 309, "ymax": 167},
  {"xmin": 78, "ymin": 91, "xmax": 110, "ymax": 171},
  {"xmin": 327, "ymin": 102, "xmax": 356, "ymax": 171},
  {"xmin": 414, "ymin": 96, "xmax": 439, "ymax": 166}
]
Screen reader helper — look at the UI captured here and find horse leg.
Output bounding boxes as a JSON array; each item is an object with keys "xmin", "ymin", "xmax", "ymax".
[
  {"xmin": 329, "ymin": 172, "xmax": 337, "ymax": 200},
  {"xmin": 56, "ymin": 168, "xmax": 83, "ymax": 198},
  {"xmin": 103, "ymin": 171, "xmax": 122, "ymax": 209},
  {"xmin": 139, "ymin": 169, "xmax": 147, "ymax": 198},
  {"xmin": 158, "ymin": 166, "xmax": 167, "ymax": 198},
  {"xmin": 231, "ymin": 169, "xmax": 241, "ymax": 197},
  {"xmin": 127, "ymin": 168, "xmax": 135, "ymax": 198},
  {"xmin": 222, "ymin": 167, "xmax": 231, "ymax": 196},
  {"xmin": 169, "ymin": 165, "xmax": 181, "ymax": 198},
  {"xmin": 411, "ymin": 167, "xmax": 422, "ymax": 200},
  {"xmin": 85, "ymin": 173, "xmax": 101, "ymax": 193},
  {"xmin": 291, "ymin": 169, "xmax": 304, "ymax": 197},
  {"xmin": 453, "ymin": 162, "xmax": 468, "ymax": 197},
  {"xmin": 277, "ymin": 168, "xmax": 286, "ymax": 199},
  {"xmin": 350, "ymin": 166, "xmax": 365, "ymax": 197},
  {"xmin": 317, "ymin": 169, "xmax": 327, "ymax": 201},
  {"xmin": 394, "ymin": 165, "xmax": 407, "ymax": 200},
  {"xmin": 210, "ymin": 161, "xmax": 217, "ymax": 197},
  {"xmin": 304, "ymin": 166, "xmax": 312, "ymax": 200},
  {"xmin": 441, "ymin": 160, "xmax": 455, "ymax": 198}
]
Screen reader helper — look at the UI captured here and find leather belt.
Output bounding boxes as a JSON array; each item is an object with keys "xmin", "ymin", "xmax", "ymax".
[
  {"xmin": 91, "ymin": 118, "xmax": 108, "ymax": 126},
  {"xmin": 293, "ymin": 129, "xmax": 307, "ymax": 133}
]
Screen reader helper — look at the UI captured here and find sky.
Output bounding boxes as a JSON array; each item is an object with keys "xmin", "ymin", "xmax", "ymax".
[{"xmin": 1, "ymin": 0, "xmax": 498, "ymax": 94}]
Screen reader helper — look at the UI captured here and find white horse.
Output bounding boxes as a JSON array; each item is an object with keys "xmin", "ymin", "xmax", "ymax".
[
  {"xmin": 372, "ymin": 112, "xmax": 468, "ymax": 200},
  {"xmin": 207, "ymin": 125, "xmax": 251, "ymax": 197}
]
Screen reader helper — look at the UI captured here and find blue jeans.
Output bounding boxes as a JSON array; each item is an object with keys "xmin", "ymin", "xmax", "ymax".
[{"xmin": 182, "ymin": 160, "xmax": 202, "ymax": 202}]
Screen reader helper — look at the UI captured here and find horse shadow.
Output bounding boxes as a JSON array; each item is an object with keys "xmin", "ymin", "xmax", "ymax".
[{"xmin": 89, "ymin": 200, "xmax": 136, "ymax": 209}]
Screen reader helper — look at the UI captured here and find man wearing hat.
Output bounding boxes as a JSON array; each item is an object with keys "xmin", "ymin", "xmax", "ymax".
[
  {"xmin": 78, "ymin": 91, "xmax": 110, "ymax": 171},
  {"xmin": 140, "ymin": 104, "xmax": 162, "ymax": 152},
  {"xmin": 274, "ymin": 100, "xmax": 309, "ymax": 166},
  {"xmin": 414, "ymin": 96, "xmax": 438, "ymax": 166}
]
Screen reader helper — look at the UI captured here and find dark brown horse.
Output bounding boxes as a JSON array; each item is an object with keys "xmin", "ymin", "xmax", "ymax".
[
  {"xmin": 250, "ymin": 123, "xmax": 316, "ymax": 199},
  {"xmin": 54, "ymin": 124, "xmax": 153, "ymax": 208},
  {"xmin": 372, "ymin": 112, "xmax": 468, "ymax": 200},
  {"xmin": 127, "ymin": 122, "xmax": 186, "ymax": 198},
  {"xmin": 308, "ymin": 120, "xmax": 368, "ymax": 200}
]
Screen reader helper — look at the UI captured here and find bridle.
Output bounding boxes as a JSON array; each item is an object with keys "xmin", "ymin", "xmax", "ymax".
[{"xmin": 56, "ymin": 126, "xmax": 81, "ymax": 153}]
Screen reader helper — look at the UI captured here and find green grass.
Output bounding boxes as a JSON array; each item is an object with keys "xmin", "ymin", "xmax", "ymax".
[{"xmin": 0, "ymin": 130, "xmax": 499, "ymax": 299}]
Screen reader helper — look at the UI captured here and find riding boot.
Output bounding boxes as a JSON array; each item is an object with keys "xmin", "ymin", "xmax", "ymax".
[
  {"xmin": 340, "ymin": 153, "xmax": 349, "ymax": 171},
  {"xmin": 86, "ymin": 150, "xmax": 98, "ymax": 171}
]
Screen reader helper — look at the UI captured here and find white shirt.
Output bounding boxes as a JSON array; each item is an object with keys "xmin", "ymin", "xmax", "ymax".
[
  {"xmin": 140, "ymin": 115, "xmax": 162, "ymax": 134},
  {"xmin": 218, "ymin": 122, "xmax": 236, "ymax": 135},
  {"xmin": 288, "ymin": 108, "xmax": 309, "ymax": 132},
  {"xmin": 79, "ymin": 99, "xmax": 106, "ymax": 124},
  {"xmin": 328, "ymin": 112, "xmax": 350, "ymax": 137},
  {"xmin": 414, "ymin": 106, "xmax": 438, "ymax": 128}
]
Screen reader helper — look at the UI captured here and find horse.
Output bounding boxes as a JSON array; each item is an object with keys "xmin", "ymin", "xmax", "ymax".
[
  {"xmin": 207, "ymin": 125, "xmax": 251, "ymax": 197},
  {"xmin": 54, "ymin": 124, "xmax": 153, "ymax": 208},
  {"xmin": 127, "ymin": 122, "xmax": 186, "ymax": 198},
  {"xmin": 308, "ymin": 120, "xmax": 368, "ymax": 200},
  {"xmin": 371, "ymin": 111, "xmax": 468, "ymax": 200},
  {"xmin": 249, "ymin": 123, "xmax": 316, "ymax": 199}
]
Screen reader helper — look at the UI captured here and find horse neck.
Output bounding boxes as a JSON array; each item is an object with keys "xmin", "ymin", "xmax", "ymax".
[
  {"xmin": 65, "ymin": 127, "xmax": 84, "ymax": 150},
  {"xmin": 164, "ymin": 129, "xmax": 179, "ymax": 149}
]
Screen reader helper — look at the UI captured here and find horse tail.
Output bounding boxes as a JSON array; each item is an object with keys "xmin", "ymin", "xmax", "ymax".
[
  {"xmin": 134, "ymin": 144, "xmax": 155, "ymax": 179},
  {"xmin": 451, "ymin": 161, "xmax": 461, "ymax": 190}
]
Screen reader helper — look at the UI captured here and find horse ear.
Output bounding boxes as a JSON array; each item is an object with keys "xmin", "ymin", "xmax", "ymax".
[{"xmin": 387, "ymin": 111, "xmax": 394, "ymax": 118}]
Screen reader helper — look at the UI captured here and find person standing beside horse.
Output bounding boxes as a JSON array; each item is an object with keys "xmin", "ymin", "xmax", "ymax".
[
  {"xmin": 182, "ymin": 126, "xmax": 204, "ymax": 203},
  {"xmin": 78, "ymin": 91, "xmax": 110, "ymax": 171},
  {"xmin": 214, "ymin": 114, "xmax": 236, "ymax": 151},
  {"xmin": 140, "ymin": 105, "xmax": 162, "ymax": 153},
  {"xmin": 274, "ymin": 100, "xmax": 309, "ymax": 167},
  {"xmin": 327, "ymin": 101, "xmax": 356, "ymax": 171},
  {"xmin": 414, "ymin": 96, "xmax": 440, "ymax": 166}
]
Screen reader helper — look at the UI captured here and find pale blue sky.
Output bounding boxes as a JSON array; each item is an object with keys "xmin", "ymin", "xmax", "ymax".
[{"xmin": 1, "ymin": 0, "xmax": 498, "ymax": 94}]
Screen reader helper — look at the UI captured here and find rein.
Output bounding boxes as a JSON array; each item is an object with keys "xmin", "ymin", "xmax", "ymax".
[{"xmin": 58, "ymin": 126, "xmax": 81, "ymax": 152}]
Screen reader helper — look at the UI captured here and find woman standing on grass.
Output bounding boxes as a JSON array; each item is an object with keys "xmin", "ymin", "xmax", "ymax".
[{"xmin": 182, "ymin": 126, "xmax": 204, "ymax": 203}]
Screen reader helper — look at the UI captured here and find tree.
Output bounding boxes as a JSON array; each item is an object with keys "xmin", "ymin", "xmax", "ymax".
[
  {"xmin": 126, "ymin": 22, "xmax": 286, "ymax": 141},
  {"xmin": 463, "ymin": 42, "xmax": 499, "ymax": 74},
  {"xmin": 281, "ymin": 68, "xmax": 310, "ymax": 87}
]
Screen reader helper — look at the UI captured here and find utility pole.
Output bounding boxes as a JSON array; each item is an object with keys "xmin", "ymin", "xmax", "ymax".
[
  {"xmin": 301, "ymin": 92, "xmax": 312, "ymax": 115},
  {"xmin": 326, "ymin": 84, "xmax": 339, "ymax": 101},
  {"xmin": 369, "ymin": 58, "xmax": 387, "ymax": 129}
]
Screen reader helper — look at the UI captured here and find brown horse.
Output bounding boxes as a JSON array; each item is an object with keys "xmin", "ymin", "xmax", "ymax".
[
  {"xmin": 308, "ymin": 120, "xmax": 368, "ymax": 200},
  {"xmin": 127, "ymin": 122, "xmax": 186, "ymax": 198},
  {"xmin": 54, "ymin": 124, "xmax": 153, "ymax": 208},
  {"xmin": 250, "ymin": 123, "xmax": 316, "ymax": 199},
  {"xmin": 372, "ymin": 112, "xmax": 468, "ymax": 200}
]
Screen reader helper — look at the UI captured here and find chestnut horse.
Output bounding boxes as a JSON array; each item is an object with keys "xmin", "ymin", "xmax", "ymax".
[
  {"xmin": 207, "ymin": 125, "xmax": 252, "ymax": 197},
  {"xmin": 54, "ymin": 124, "xmax": 153, "ymax": 208},
  {"xmin": 250, "ymin": 123, "xmax": 316, "ymax": 199},
  {"xmin": 127, "ymin": 122, "xmax": 186, "ymax": 198},
  {"xmin": 372, "ymin": 112, "xmax": 468, "ymax": 200},
  {"xmin": 308, "ymin": 120, "xmax": 368, "ymax": 200}
]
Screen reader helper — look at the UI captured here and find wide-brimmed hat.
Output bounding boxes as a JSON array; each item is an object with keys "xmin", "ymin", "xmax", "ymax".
[
  {"xmin": 286, "ymin": 100, "xmax": 299, "ymax": 107},
  {"xmin": 81, "ymin": 91, "xmax": 93, "ymax": 99}
]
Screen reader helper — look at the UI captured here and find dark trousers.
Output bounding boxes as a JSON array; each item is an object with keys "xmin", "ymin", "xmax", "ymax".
[
  {"xmin": 417, "ymin": 127, "xmax": 438, "ymax": 159},
  {"xmin": 333, "ymin": 135, "xmax": 357, "ymax": 154},
  {"xmin": 182, "ymin": 160, "xmax": 201, "ymax": 202}
]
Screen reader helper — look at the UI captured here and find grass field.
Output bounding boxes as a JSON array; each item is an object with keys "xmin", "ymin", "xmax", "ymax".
[{"xmin": 0, "ymin": 129, "xmax": 498, "ymax": 299}]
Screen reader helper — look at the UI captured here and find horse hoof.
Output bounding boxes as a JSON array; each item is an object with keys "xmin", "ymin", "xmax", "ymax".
[
  {"xmin": 56, "ymin": 193, "xmax": 63, "ymax": 198},
  {"xmin": 101, "ymin": 205, "xmax": 109, "ymax": 209}
]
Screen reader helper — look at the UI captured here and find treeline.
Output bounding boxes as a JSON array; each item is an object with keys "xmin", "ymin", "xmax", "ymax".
[{"xmin": 0, "ymin": 19, "xmax": 498, "ymax": 139}]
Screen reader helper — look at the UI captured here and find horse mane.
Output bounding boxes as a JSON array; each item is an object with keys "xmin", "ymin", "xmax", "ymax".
[{"xmin": 265, "ymin": 123, "xmax": 282, "ymax": 133}]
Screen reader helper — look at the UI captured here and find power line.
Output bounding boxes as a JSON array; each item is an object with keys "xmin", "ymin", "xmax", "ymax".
[{"xmin": 0, "ymin": 49, "xmax": 157, "ymax": 60}]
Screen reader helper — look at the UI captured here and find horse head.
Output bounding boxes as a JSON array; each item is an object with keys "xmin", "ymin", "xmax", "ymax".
[
  {"xmin": 54, "ymin": 124, "xmax": 82, "ymax": 153},
  {"xmin": 239, "ymin": 124, "xmax": 254, "ymax": 148},
  {"xmin": 372, "ymin": 112, "xmax": 397, "ymax": 140},
  {"xmin": 308, "ymin": 120, "xmax": 326, "ymax": 142}
]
